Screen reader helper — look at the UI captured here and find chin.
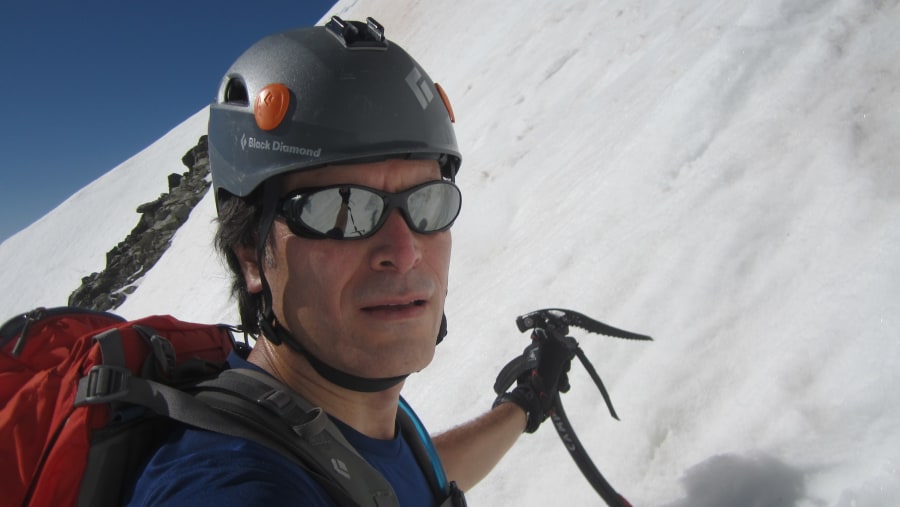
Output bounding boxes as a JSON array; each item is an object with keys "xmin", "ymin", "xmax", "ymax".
[{"xmin": 352, "ymin": 332, "xmax": 437, "ymax": 378}]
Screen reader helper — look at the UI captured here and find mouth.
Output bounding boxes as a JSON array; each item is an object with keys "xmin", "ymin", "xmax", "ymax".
[{"xmin": 362, "ymin": 299, "xmax": 427, "ymax": 313}]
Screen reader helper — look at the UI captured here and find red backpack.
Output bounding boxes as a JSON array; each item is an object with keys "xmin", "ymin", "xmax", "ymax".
[
  {"xmin": 0, "ymin": 307, "xmax": 466, "ymax": 507},
  {"xmin": 0, "ymin": 307, "xmax": 235, "ymax": 507}
]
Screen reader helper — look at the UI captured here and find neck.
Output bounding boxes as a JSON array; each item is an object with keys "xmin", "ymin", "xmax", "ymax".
[{"xmin": 248, "ymin": 339, "xmax": 402, "ymax": 439}]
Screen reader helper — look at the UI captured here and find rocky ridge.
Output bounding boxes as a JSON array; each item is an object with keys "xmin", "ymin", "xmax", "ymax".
[{"xmin": 68, "ymin": 136, "xmax": 210, "ymax": 311}]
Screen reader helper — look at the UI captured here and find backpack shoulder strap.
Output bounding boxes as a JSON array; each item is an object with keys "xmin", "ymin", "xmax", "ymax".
[
  {"xmin": 207, "ymin": 369, "xmax": 472, "ymax": 506},
  {"xmin": 187, "ymin": 369, "xmax": 402, "ymax": 507},
  {"xmin": 211, "ymin": 371, "xmax": 467, "ymax": 506}
]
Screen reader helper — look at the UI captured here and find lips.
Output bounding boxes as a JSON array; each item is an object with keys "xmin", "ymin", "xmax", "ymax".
[
  {"xmin": 356, "ymin": 278, "xmax": 435, "ymax": 317},
  {"xmin": 362, "ymin": 299, "xmax": 427, "ymax": 313}
]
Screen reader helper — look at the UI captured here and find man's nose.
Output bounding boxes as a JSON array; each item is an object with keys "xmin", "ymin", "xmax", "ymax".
[{"xmin": 369, "ymin": 210, "xmax": 422, "ymax": 273}]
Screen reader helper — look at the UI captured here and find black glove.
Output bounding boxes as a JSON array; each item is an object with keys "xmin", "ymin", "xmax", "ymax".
[{"xmin": 493, "ymin": 329, "xmax": 577, "ymax": 433}]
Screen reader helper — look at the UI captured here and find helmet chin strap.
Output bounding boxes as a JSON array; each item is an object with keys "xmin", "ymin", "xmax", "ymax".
[
  {"xmin": 252, "ymin": 180, "xmax": 445, "ymax": 393},
  {"xmin": 257, "ymin": 309, "xmax": 409, "ymax": 393}
]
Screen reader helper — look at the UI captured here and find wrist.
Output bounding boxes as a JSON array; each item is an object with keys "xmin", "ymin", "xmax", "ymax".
[
  {"xmin": 493, "ymin": 386, "xmax": 542, "ymax": 433},
  {"xmin": 491, "ymin": 395, "xmax": 528, "ymax": 432}
]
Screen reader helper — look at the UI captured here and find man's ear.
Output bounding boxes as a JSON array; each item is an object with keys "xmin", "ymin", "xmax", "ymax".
[{"xmin": 234, "ymin": 244, "xmax": 263, "ymax": 294}]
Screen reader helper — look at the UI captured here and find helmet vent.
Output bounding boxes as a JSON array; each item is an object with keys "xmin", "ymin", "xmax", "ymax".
[
  {"xmin": 223, "ymin": 78, "xmax": 249, "ymax": 105},
  {"xmin": 325, "ymin": 16, "xmax": 388, "ymax": 50}
]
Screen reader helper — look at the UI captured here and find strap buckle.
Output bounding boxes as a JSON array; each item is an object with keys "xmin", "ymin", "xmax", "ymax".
[{"xmin": 78, "ymin": 365, "xmax": 131, "ymax": 404}]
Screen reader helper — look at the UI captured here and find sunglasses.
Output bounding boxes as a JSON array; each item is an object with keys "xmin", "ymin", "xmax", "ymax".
[{"xmin": 278, "ymin": 180, "xmax": 462, "ymax": 240}]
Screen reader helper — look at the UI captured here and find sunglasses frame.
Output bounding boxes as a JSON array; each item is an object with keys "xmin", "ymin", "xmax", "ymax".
[{"xmin": 277, "ymin": 179, "xmax": 462, "ymax": 240}]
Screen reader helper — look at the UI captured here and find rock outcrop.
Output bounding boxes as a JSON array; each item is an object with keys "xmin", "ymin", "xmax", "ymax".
[{"xmin": 68, "ymin": 136, "xmax": 210, "ymax": 311}]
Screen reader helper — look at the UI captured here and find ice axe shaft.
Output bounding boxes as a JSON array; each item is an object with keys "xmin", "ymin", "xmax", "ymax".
[{"xmin": 551, "ymin": 395, "xmax": 632, "ymax": 507}]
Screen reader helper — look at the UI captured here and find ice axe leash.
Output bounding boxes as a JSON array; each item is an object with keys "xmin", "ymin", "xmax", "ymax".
[{"xmin": 494, "ymin": 309, "xmax": 652, "ymax": 507}]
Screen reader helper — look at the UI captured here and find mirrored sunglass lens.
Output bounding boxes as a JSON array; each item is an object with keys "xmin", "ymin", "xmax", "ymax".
[
  {"xmin": 407, "ymin": 183, "xmax": 461, "ymax": 232},
  {"xmin": 301, "ymin": 187, "xmax": 384, "ymax": 238}
]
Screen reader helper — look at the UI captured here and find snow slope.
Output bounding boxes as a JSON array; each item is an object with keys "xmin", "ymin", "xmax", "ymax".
[{"xmin": 2, "ymin": 0, "xmax": 899, "ymax": 505}]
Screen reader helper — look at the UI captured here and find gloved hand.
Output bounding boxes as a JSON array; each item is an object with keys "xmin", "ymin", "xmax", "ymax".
[{"xmin": 493, "ymin": 329, "xmax": 577, "ymax": 433}]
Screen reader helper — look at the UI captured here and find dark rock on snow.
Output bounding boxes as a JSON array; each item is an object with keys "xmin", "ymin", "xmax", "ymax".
[{"xmin": 68, "ymin": 136, "xmax": 210, "ymax": 311}]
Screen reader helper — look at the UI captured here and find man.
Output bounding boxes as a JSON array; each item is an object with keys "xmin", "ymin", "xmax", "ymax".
[{"xmin": 126, "ymin": 16, "xmax": 566, "ymax": 506}]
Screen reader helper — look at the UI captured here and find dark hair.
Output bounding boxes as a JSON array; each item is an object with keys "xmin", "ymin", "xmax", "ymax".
[{"xmin": 214, "ymin": 190, "xmax": 266, "ymax": 334}]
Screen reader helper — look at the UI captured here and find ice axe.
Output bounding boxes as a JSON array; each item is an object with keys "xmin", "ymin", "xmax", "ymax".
[{"xmin": 494, "ymin": 308, "xmax": 652, "ymax": 507}]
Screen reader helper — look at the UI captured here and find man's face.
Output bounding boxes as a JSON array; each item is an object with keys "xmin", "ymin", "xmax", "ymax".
[{"xmin": 263, "ymin": 159, "xmax": 451, "ymax": 379}]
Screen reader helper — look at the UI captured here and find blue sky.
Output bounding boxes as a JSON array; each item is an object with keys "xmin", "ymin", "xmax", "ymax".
[{"xmin": 0, "ymin": 0, "xmax": 335, "ymax": 243}]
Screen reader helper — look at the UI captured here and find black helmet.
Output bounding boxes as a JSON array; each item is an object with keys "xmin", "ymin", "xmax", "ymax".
[{"xmin": 208, "ymin": 16, "xmax": 461, "ymax": 202}]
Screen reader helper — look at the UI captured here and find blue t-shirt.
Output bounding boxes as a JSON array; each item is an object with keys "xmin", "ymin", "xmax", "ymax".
[{"xmin": 124, "ymin": 354, "xmax": 437, "ymax": 507}]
